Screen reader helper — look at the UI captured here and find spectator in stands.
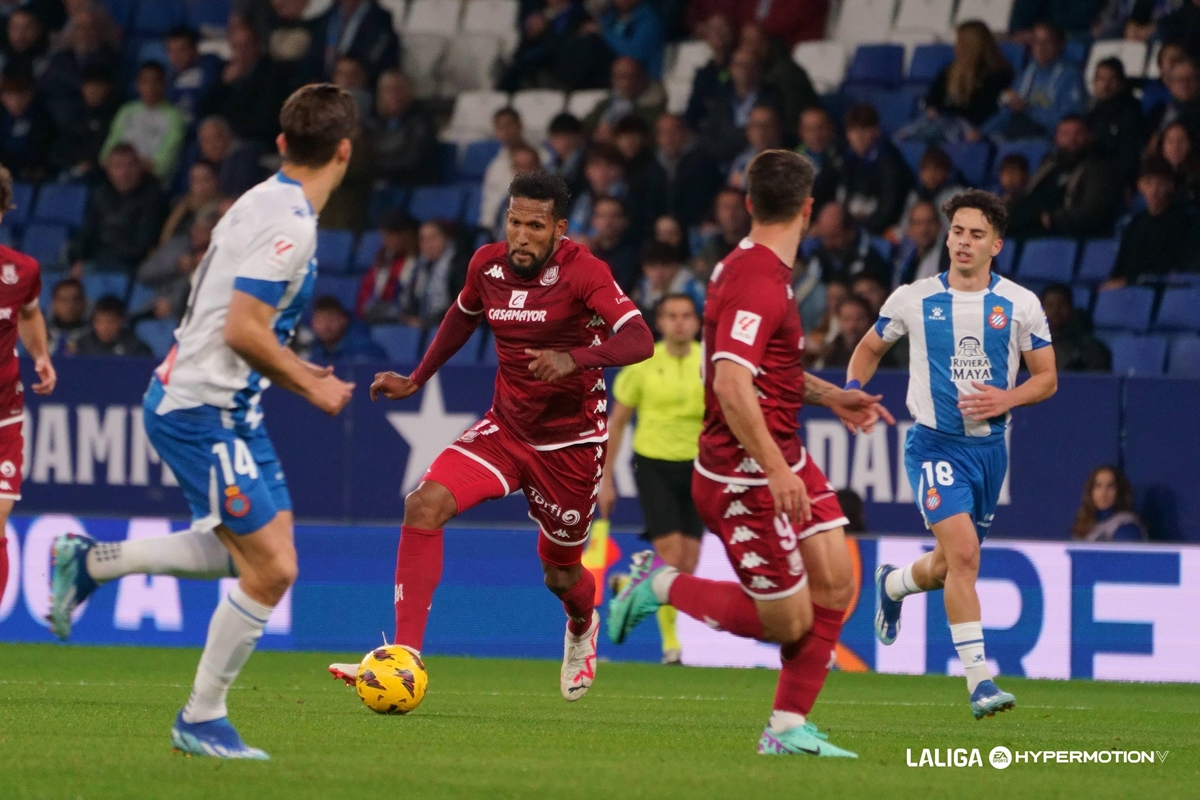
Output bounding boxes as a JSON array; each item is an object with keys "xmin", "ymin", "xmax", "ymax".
[
  {"xmin": 982, "ymin": 21, "xmax": 1085, "ymax": 140},
  {"xmin": 1026, "ymin": 115, "xmax": 1123, "ymax": 237},
  {"xmin": 1040, "ymin": 282, "xmax": 1111, "ymax": 372},
  {"xmin": 802, "ymin": 201, "xmax": 893, "ymax": 286},
  {"xmin": 919, "ymin": 20, "xmax": 1013, "ymax": 138},
  {"xmin": 261, "ymin": 0, "xmax": 325, "ymax": 90},
  {"xmin": 840, "ymin": 103, "xmax": 914, "ymax": 235},
  {"xmin": 39, "ymin": 3, "xmax": 118, "ymax": 124},
  {"xmin": 1143, "ymin": 41, "xmax": 1190, "ymax": 118},
  {"xmin": 1154, "ymin": 120, "xmax": 1200, "ymax": 201},
  {"xmin": 632, "ymin": 240, "xmax": 704, "ymax": 325},
  {"xmin": 47, "ymin": 64, "xmax": 114, "ymax": 180},
  {"xmin": 202, "ymin": 21, "xmax": 285, "ymax": 147},
  {"xmin": 491, "ymin": 144, "xmax": 543, "ymax": 240},
  {"xmin": 567, "ymin": 142, "xmax": 629, "ymax": 236},
  {"xmin": 332, "ymin": 55, "xmax": 371, "ymax": 120},
  {"xmin": 684, "ymin": 13, "xmax": 734, "ymax": 130},
  {"xmin": 1157, "ymin": 0, "xmax": 1200, "ymax": 62},
  {"xmin": 0, "ymin": 9, "xmax": 48, "ymax": 80},
  {"xmin": 397, "ymin": 220, "xmax": 469, "ymax": 328},
  {"xmin": 593, "ymin": 0, "xmax": 666, "ymax": 79},
  {"xmin": 851, "ymin": 273, "xmax": 889, "ymax": 317},
  {"xmin": 586, "ymin": 196, "xmax": 640, "ymax": 290},
  {"xmin": 794, "ymin": 105, "xmax": 843, "ymax": 211},
  {"xmin": 684, "ymin": 0, "xmax": 828, "ymax": 45},
  {"xmin": 480, "ymin": 107, "xmax": 548, "ymax": 230},
  {"xmin": 195, "ymin": 115, "xmax": 264, "ymax": 199},
  {"xmin": 356, "ymin": 210, "xmax": 418, "ymax": 324},
  {"xmin": 1010, "ymin": 0, "xmax": 1100, "ymax": 41},
  {"xmin": 545, "ymin": 112, "xmax": 587, "ymax": 197},
  {"xmin": 69, "ymin": 143, "xmax": 167, "ymax": 277},
  {"xmin": 583, "ymin": 56, "xmax": 666, "ymax": 138},
  {"xmin": 101, "ymin": 62, "xmax": 186, "ymax": 184},
  {"xmin": 46, "ymin": 277, "xmax": 87, "ymax": 355},
  {"xmin": 322, "ymin": 0, "xmax": 400, "ymax": 85},
  {"xmin": 72, "ymin": 295, "xmax": 152, "ymax": 356},
  {"xmin": 1149, "ymin": 56, "xmax": 1200, "ymax": 145},
  {"xmin": 164, "ymin": 26, "xmax": 219, "ymax": 129},
  {"xmin": 1086, "ymin": 57, "xmax": 1147, "ymax": 187},
  {"xmin": 653, "ymin": 214, "xmax": 688, "ymax": 259},
  {"xmin": 1106, "ymin": 157, "xmax": 1196, "ymax": 286},
  {"xmin": 0, "ymin": 73, "xmax": 53, "ymax": 180},
  {"xmin": 136, "ymin": 207, "xmax": 219, "ymax": 321},
  {"xmin": 159, "ymin": 159, "xmax": 220, "ymax": 244},
  {"xmin": 817, "ymin": 294, "xmax": 876, "ymax": 369},
  {"xmin": 802, "ymin": 275, "xmax": 849, "ymax": 359},
  {"xmin": 612, "ymin": 113, "xmax": 656, "ymax": 193},
  {"xmin": 895, "ymin": 199, "xmax": 947, "ymax": 284},
  {"xmin": 500, "ymin": 0, "xmax": 611, "ymax": 92},
  {"xmin": 306, "ymin": 296, "xmax": 386, "ymax": 365},
  {"xmin": 1071, "ymin": 465, "xmax": 1147, "ymax": 541},
  {"xmin": 644, "ymin": 112, "xmax": 721, "ymax": 227},
  {"xmin": 737, "ymin": 21, "xmax": 817, "ymax": 137},
  {"xmin": 368, "ymin": 70, "xmax": 438, "ymax": 188},
  {"xmin": 693, "ymin": 45, "xmax": 783, "ymax": 168},
  {"xmin": 693, "ymin": 187, "xmax": 749, "ymax": 281},
  {"xmin": 727, "ymin": 104, "xmax": 782, "ymax": 189},
  {"xmin": 995, "ymin": 152, "xmax": 1041, "ymax": 237},
  {"xmin": 898, "ymin": 147, "xmax": 964, "ymax": 231}
]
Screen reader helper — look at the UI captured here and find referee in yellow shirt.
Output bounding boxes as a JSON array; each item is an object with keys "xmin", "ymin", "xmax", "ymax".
[{"xmin": 599, "ymin": 294, "xmax": 705, "ymax": 665}]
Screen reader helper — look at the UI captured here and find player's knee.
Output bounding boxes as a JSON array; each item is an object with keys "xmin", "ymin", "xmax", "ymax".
[
  {"xmin": 943, "ymin": 543, "xmax": 980, "ymax": 575},
  {"xmin": 541, "ymin": 564, "xmax": 578, "ymax": 595},
  {"xmin": 404, "ymin": 485, "xmax": 454, "ymax": 529},
  {"xmin": 761, "ymin": 605, "xmax": 811, "ymax": 644},
  {"xmin": 244, "ymin": 553, "xmax": 296, "ymax": 605}
]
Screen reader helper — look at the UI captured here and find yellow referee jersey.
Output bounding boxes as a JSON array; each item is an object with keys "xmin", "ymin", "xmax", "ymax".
[{"xmin": 612, "ymin": 341, "xmax": 705, "ymax": 462}]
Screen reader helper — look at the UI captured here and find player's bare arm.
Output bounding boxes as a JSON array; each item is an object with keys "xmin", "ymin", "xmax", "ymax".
[
  {"xmin": 224, "ymin": 289, "xmax": 354, "ymax": 415},
  {"xmin": 597, "ymin": 400, "xmax": 634, "ymax": 518},
  {"xmin": 17, "ymin": 301, "xmax": 55, "ymax": 395},
  {"xmin": 803, "ymin": 371, "xmax": 895, "ymax": 434},
  {"xmin": 959, "ymin": 345, "xmax": 1057, "ymax": 421},
  {"xmin": 712, "ymin": 358, "xmax": 811, "ymax": 525},
  {"xmin": 846, "ymin": 327, "xmax": 893, "ymax": 389}
]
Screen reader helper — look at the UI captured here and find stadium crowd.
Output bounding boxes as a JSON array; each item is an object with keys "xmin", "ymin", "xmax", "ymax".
[{"xmin": 1, "ymin": 0, "xmax": 1198, "ymax": 376}]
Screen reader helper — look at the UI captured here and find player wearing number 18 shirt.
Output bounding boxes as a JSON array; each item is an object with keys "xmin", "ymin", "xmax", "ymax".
[
  {"xmin": 329, "ymin": 171, "xmax": 654, "ymax": 702},
  {"xmin": 608, "ymin": 150, "xmax": 894, "ymax": 757}
]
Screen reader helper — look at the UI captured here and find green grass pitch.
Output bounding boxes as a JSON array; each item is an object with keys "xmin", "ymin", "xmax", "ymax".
[{"xmin": 0, "ymin": 643, "xmax": 1195, "ymax": 799}]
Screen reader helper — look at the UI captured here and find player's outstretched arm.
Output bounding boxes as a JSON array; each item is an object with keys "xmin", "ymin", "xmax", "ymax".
[
  {"xmin": 17, "ymin": 302, "xmax": 55, "ymax": 395},
  {"xmin": 959, "ymin": 346, "xmax": 1057, "ymax": 421},
  {"xmin": 846, "ymin": 328, "xmax": 893, "ymax": 390},
  {"xmin": 224, "ymin": 290, "xmax": 354, "ymax": 415},
  {"xmin": 804, "ymin": 371, "xmax": 895, "ymax": 434}
]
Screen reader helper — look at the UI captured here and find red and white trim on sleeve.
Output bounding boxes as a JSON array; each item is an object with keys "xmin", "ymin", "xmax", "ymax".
[{"xmin": 710, "ymin": 350, "xmax": 760, "ymax": 375}]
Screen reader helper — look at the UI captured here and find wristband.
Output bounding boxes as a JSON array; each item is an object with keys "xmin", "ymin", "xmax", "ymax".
[{"xmin": 844, "ymin": 379, "xmax": 861, "ymax": 391}]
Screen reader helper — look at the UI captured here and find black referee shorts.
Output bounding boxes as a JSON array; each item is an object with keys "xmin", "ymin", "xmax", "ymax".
[{"xmin": 632, "ymin": 454, "xmax": 704, "ymax": 541}]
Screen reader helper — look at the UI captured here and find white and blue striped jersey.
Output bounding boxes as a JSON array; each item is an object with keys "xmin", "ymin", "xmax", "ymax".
[
  {"xmin": 152, "ymin": 172, "xmax": 318, "ymax": 415},
  {"xmin": 875, "ymin": 272, "xmax": 1052, "ymax": 437}
]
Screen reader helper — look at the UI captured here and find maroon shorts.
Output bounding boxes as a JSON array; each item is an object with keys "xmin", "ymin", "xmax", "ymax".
[
  {"xmin": 422, "ymin": 412, "xmax": 606, "ymax": 567},
  {"xmin": 0, "ymin": 418, "xmax": 21, "ymax": 500},
  {"xmin": 692, "ymin": 450, "xmax": 848, "ymax": 600}
]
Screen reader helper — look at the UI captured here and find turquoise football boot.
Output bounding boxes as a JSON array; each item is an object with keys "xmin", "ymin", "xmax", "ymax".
[
  {"xmin": 606, "ymin": 550, "xmax": 670, "ymax": 645},
  {"xmin": 49, "ymin": 533, "xmax": 99, "ymax": 640},
  {"xmin": 757, "ymin": 721, "xmax": 858, "ymax": 757},
  {"xmin": 970, "ymin": 680, "xmax": 1016, "ymax": 719}
]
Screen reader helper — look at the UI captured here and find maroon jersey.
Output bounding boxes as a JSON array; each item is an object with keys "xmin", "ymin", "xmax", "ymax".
[
  {"xmin": 0, "ymin": 246, "xmax": 41, "ymax": 421},
  {"xmin": 697, "ymin": 239, "xmax": 805, "ymax": 483},
  {"xmin": 457, "ymin": 239, "xmax": 641, "ymax": 449}
]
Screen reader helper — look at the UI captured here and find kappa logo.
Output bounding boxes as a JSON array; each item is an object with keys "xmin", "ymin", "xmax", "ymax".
[
  {"xmin": 740, "ymin": 552, "xmax": 768, "ymax": 570},
  {"xmin": 551, "ymin": 529, "xmax": 570, "ymax": 539},
  {"xmin": 730, "ymin": 525, "xmax": 758, "ymax": 543},
  {"xmin": 590, "ymin": 334, "xmax": 602, "ymax": 347},
  {"xmin": 540, "ymin": 265, "xmax": 559, "ymax": 285},
  {"xmin": 587, "ymin": 314, "xmax": 605, "ymax": 328},
  {"xmin": 0, "ymin": 264, "xmax": 16, "ymax": 285},
  {"xmin": 485, "ymin": 264, "xmax": 505, "ymax": 280},
  {"xmin": 593, "ymin": 399, "xmax": 607, "ymax": 414},
  {"xmin": 0, "ymin": 480, "xmax": 10, "ymax": 491},
  {"xmin": 731, "ymin": 310, "xmax": 762, "ymax": 346},
  {"xmin": 749, "ymin": 576, "xmax": 777, "ymax": 590},
  {"xmin": 509, "ymin": 290, "xmax": 529, "ymax": 308},
  {"xmin": 394, "ymin": 584, "xmax": 403, "ymax": 602},
  {"xmin": 988, "ymin": 305, "xmax": 1009, "ymax": 330},
  {"xmin": 591, "ymin": 378, "xmax": 606, "ymax": 391},
  {"xmin": 735, "ymin": 457, "xmax": 762, "ymax": 474},
  {"xmin": 722, "ymin": 483, "xmax": 749, "ymax": 494},
  {"xmin": 724, "ymin": 500, "xmax": 751, "ymax": 518}
]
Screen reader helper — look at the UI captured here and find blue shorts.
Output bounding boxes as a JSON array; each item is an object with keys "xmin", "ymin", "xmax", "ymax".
[
  {"xmin": 903, "ymin": 425, "xmax": 1007, "ymax": 540},
  {"xmin": 143, "ymin": 378, "xmax": 291, "ymax": 535}
]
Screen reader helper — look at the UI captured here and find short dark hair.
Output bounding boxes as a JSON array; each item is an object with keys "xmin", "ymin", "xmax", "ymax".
[
  {"xmin": 1034, "ymin": 19, "xmax": 1066, "ymax": 42},
  {"xmin": 1095, "ymin": 56, "xmax": 1126, "ymax": 82},
  {"xmin": 998, "ymin": 153, "xmax": 1030, "ymax": 173},
  {"xmin": 1139, "ymin": 155, "xmax": 1176, "ymax": 181},
  {"xmin": 920, "ymin": 146, "xmax": 952, "ymax": 172},
  {"xmin": 508, "ymin": 170, "xmax": 571, "ymax": 219},
  {"xmin": 641, "ymin": 240, "xmax": 681, "ymax": 266},
  {"xmin": 1058, "ymin": 112, "xmax": 1088, "ymax": 129},
  {"xmin": 138, "ymin": 61, "xmax": 167, "ymax": 80},
  {"xmin": 53, "ymin": 277, "xmax": 83, "ymax": 297},
  {"xmin": 838, "ymin": 293, "xmax": 873, "ymax": 318},
  {"xmin": 584, "ymin": 142, "xmax": 625, "ymax": 168},
  {"xmin": 1040, "ymin": 282, "xmax": 1072, "ymax": 304},
  {"xmin": 493, "ymin": 106, "xmax": 520, "ymax": 124},
  {"xmin": 851, "ymin": 273, "xmax": 888, "ymax": 293},
  {"xmin": 313, "ymin": 295, "xmax": 348, "ymax": 315},
  {"xmin": 80, "ymin": 65, "xmax": 115, "ymax": 85},
  {"xmin": 655, "ymin": 292, "xmax": 699, "ymax": 317},
  {"xmin": 108, "ymin": 142, "xmax": 140, "ymax": 160},
  {"xmin": 279, "ymin": 83, "xmax": 357, "ymax": 167},
  {"xmin": 191, "ymin": 159, "xmax": 219, "ymax": 176},
  {"xmin": 593, "ymin": 195, "xmax": 627, "ymax": 217},
  {"xmin": 746, "ymin": 149, "xmax": 814, "ymax": 224},
  {"xmin": 613, "ymin": 114, "xmax": 651, "ymax": 138},
  {"xmin": 1, "ymin": 74, "xmax": 33, "ymax": 95},
  {"xmin": 844, "ymin": 103, "xmax": 880, "ymax": 130},
  {"xmin": 93, "ymin": 295, "xmax": 126, "ymax": 316},
  {"xmin": 941, "ymin": 189, "xmax": 1009, "ymax": 237},
  {"xmin": 165, "ymin": 25, "xmax": 200, "ymax": 45},
  {"xmin": 379, "ymin": 208, "xmax": 418, "ymax": 233},
  {"xmin": 548, "ymin": 112, "xmax": 583, "ymax": 136},
  {"xmin": 0, "ymin": 164, "xmax": 12, "ymax": 213}
]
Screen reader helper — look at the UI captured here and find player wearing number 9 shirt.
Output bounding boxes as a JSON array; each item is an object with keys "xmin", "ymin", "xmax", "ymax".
[{"xmin": 607, "ymin": 150, "xmax": 895, "ymax": 757}]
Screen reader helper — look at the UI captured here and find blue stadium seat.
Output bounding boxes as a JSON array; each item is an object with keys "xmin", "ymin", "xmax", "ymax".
[
  {"xmin": 1168, "ymin": 336, "xmax": 1200, "ymax": 378},
  {"xmin": 1153, "ymin": 287, "xmax": 1200, "ymax": 333},
  {"xmin": 869, "ymin": 236, "xmax": 892, "ymax": 260},
  {"xmin": 132, "ymin": 0, "xmax": 187, "ymax": 36},
  {"xmin": 127, "ymin": 282, "xmax": 158, "ymax": 315},
  {"xmin": 460, "ymin": 140, "xmax": 502, "ymax": 181},
  {"xmin": 134, "ymin": 319, "xmax": 178, "ymax": 360},
  {"xmin": 943, "ymin": 141, "xmax": 992, "ymax": 187},
  {"xmin": 39, "ymin": 272, "xmax": 61, "ymax": 310},
  {"xmin": 315, "ymin": 229, "xmax": 355, "ymax": 274},
  {"xmin": 1077, "ymin": 239, "xmax": 1118, "ymax": 284},
  {"xmin": 1064, "ymin": 39, "xmax": 1089, "ymax": 65},
  {"xmin": 354, "ymin": 231, "xmax": 383, "ymax": 272},
  {"xmin": 32, "ymin": 183, "xmax": 89, "ymax": 229},
  {"xmin": 188, "ymin": 0, "xmax": 232, "ymax": 30},
  {"xmin": 371, "ymin": 324, "xmax": 423, "ymax": 362},
  {"xmin": 995, "ymin": 139, "xmax": 1051, "ymax": 178},
  {"xmin": 1110, "ymin": 335, "xmax": 1167, "ymax": 377},
  {"xmin": 1072, "ymin": 285, "xmax": 1092, "ymax": 312},
  {"xmin": 368, "ymin": 186, "xmax": 408, "ymax": 227},
  {"xmin": 1016, "ymin": 238, "xmax": 1077, "ymax": 282},
  {"xmin": 897, "ymin": 140, "xmax": 925, "ymax": 175},
  {"xmin": 994, "ymin": 240, "xmax": 1019, "ymax": 275},
  {"xmin": 0, "ymin": 228, "xmax": 11, "ymax": 248},
  {"xmin": 409, "ymin": 185, "xmax": 465, "ymax": 222},
  {"xmin": 312, "ymin": 276, "xmax": 359, "ymax": 312},
  {"xmin": 1093, "ymin": 287, "xmax": 1156, "ymax": 334},
  {"xmin": 4, "ymin": 182, "xmax": 34, "ymax": 229},
  {"xmin": 845, "ymin": 44, "xmax": 905, "ymax": 88},
  {"xmin": 438, "ymin": 142, "xmax": 459, "ymax": 183},
  {"xmin": 461, "ymin": 183, "xmax": 483, "ymax": 226},
  {"xmin": 137, "ymin": 38, "xmax": 169, "ymax": 67},
  {"xmin": 99, "ymin": 0, "xmax": 136, "ymax": 27},
  {"xmin": 20, "ymin": 223, "xmax": 69, "ymax": 267},
  {"xmin": 1000, "ymin": 41, "xmax": 1027, "ymax": 74},
  {"xmin": 873, "ymin": 91, "xmax": 917, "ymax": 135},
  {"xmin": 907, "ymin": 43, "xmax": 955, "ymax": 87},
  {"xmin": 82, "ymin": 273, "xmax": 131, "ymax": 303},
  {"xmin": 445, "ymin": 327, "xmax": 487, "ymax": 365}
]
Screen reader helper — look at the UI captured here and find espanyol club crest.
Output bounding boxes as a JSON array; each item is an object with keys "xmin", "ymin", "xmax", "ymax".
[
  {"xmin": 1, "ymin": 264, "xmax": 17, "ymax": 285},
  {"xmin": 925, "ymin": 487, "xmax": 941, "ymax": 511},
  {"xmin": 540, "ymin": 265, "xmax": 559, "ymax": 286},
  {"xmin": 988, "ymin": 305, "xmax": 1008, "ymax": 330},
  {"xmin": 223, "ymin": 485, "xmax": 252, "ymax": 518}
]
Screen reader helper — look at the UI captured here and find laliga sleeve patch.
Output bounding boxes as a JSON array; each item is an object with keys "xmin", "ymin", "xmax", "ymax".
[
  {"xmin": 266, "ymin": 234, "xmax": 297, "ymax": 269},
  {"xmin": 730, "ymin": 310, "xmax": 762, "ymax": 346}
]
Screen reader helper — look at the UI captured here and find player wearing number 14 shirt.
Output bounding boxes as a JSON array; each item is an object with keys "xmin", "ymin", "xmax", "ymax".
[{"xmin": 329, "ymin": 172, "xmax": 654, "ymax": 702}]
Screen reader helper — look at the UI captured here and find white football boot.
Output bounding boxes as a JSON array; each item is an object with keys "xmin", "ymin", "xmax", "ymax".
[{"xmin": 560, "ymin": 610, "xmax": 600, "ymax": 702}]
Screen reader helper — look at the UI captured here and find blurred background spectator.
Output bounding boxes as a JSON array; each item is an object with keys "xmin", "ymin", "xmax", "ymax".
[
  {"xmin": 69, "ymin": 143, "xmax": 165, "ymax": 277},
  {"xmin": 72, "ymin": 295, "xmax": 151, "ymax": 356},
  {"xmin": 1105, "ymin": 156, "xmax": 1195, "ymax": 286},
  {"xmin": 356, "ymin": 210, "xmax": 418, "ymax": 324},
  {"xmin": 303, "ymin": 295, "xmax": 386, "ymax": 365},
  {"xmin": 1025, "ymin": 115, "xmax": 1122, "ymax": 237},
  {"xmin": 101, "ymin": 61, "xmax": 185, "ymax": 183},
  {"xmin": 632, "ymin": 240, "xmax": 704, "ymax": 326},
  {"xmin": 840, "ymin": 103, "xmax": 913, "ymax": 234},
  {"xmin": 1072, "ymin": 465, "xmax": 1147, "ymax": 541},
  {"xmin": 910, "ymin": 21, "xmax": 1012, "ymax": 142},
  {"xmin": 46, "ymin": 277, "xmax": 87, "ymax": 355},
  {"xmin": 1040, "ymin": 283, "xmax": 1111, "ymax": 371},
  {"xmin": 982, "ymin": 21, "xmax": 1084, "ymax": 141}
]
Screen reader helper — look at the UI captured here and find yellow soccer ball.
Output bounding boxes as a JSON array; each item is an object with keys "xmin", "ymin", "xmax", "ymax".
[{"xmin": 355, "ymin": 645, "xmax": 428, "ymax": 715}]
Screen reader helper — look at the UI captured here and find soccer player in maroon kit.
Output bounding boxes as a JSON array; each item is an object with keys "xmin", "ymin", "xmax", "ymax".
[
  {"xmin": 330, "ymin": 172, "xmax": 653, "ymax": 700},
  {"xmin": 0, "ymin": 165, "xmax": 57, "ymax": 605},
  {"xmin": 608, "ymin": 150, "xmax": 893, "ymax": 756}
]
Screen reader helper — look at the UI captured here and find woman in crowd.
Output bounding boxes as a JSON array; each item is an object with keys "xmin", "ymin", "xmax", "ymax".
[{"xmin": 1071, "ymin": 465, "xmax": 1147, "ymax": 542}]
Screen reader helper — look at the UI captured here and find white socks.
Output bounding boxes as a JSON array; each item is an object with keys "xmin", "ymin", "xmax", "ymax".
[
  {"xmin": 884, "ymin": 564, "xmax": 921, "ymax": 602},
  {"xmin": 650, "ymin": 566, "xmax": 679, "ymax": 603},
  {"xmin": 769, "ymin": 710, "xmax": 806, "ymax": 733},
  {"xmin": 87, "ymin": 528, "xmax": 234, "ymax": 583},
  {"xmin": 950, "ymin": 621, "xmax": 990, "ymax": 693},
  {"xmin": 182, "ymin": 584, "xmax": 273, "ymax": 724}
]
